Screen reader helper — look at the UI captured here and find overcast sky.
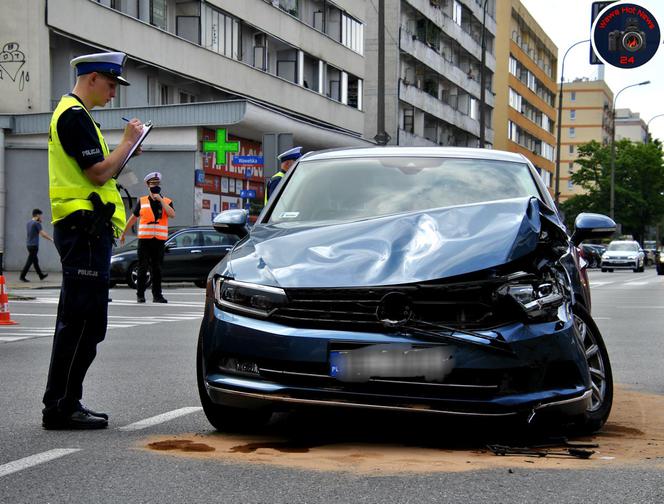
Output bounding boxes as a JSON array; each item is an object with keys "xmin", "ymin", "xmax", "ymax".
[{"xmin": 520, "ymin": 0, "xmax": 664, "ymax": 142}]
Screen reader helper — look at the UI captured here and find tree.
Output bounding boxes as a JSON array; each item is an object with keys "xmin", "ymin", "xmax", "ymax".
[{"xmin": 561, "ymin": 139, "xmax": 664, "ymax": 243}]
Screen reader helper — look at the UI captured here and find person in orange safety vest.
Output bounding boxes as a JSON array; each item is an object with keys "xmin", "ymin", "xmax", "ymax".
[{"xmin": 120, "ymin": 171, "xmax": 175, "ymax": 303}]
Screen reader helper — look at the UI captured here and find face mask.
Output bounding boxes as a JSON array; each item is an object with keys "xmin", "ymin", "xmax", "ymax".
[{"xmin": 149, "ymin": 185, "xmax": 161, "ymax": 194}]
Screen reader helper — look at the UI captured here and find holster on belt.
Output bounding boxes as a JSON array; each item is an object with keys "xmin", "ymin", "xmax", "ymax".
[{"xmin": 85, "ymin": 192, "xmax": 115, "ymax": 237}]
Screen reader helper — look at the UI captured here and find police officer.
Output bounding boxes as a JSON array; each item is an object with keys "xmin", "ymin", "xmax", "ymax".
[
  {"xmin": 264, "ymin": 146, "xmax": 302, "ymax": 203},
  {"xmin": 42, "ymin": 52, "xmax": 143, "ymax": 430},
  {"xmin": 120, "ymin": 172, "xmax": 175, "ymax": 303}
]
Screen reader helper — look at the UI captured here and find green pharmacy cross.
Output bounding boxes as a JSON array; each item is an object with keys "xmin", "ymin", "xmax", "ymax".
[{"xmin": 203, "ymin": 128, "xmax": 240, "ymax": 166}]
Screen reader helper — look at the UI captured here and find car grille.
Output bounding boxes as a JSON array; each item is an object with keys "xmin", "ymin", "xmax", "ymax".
[{"xmin": 271, "ymin": 280, "xmax": 516, "ymax": 331}]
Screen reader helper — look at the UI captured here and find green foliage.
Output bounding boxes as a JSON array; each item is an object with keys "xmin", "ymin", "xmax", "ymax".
[{"xmin": 561, "ymin": 139, "xmax": 664, "ymax": 242}]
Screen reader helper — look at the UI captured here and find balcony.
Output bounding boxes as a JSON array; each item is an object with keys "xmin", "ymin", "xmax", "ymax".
[
  {"xmin": 400, "ymin": 31, "xmax": 495, "ymax": 110},
  {"xmin": 400, "ymin": 81, "xmax": 494, "ymax": 144},
  {"xmin": 405, "ymin": 0, "xmax": 496, "ymax": 70},
  {"xmin": 48, "ymin": 0, "xmax": 363, "ymax": 134}
]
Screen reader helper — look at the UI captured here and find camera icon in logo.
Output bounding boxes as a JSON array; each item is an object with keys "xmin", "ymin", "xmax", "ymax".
[{"xmin": 608, "ymin": 17, "xmax": 647, "ymax": 52}]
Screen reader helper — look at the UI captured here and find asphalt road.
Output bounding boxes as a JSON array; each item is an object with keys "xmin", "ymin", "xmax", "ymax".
[{"xmin": 0, "ymin": 272, "xmax": 663, "ymax": 503}]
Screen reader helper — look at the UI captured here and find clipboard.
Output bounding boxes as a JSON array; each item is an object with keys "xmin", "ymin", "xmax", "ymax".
[{"xmin": 115, "ymin": 120, "xmax": 153, "ymax": 179}]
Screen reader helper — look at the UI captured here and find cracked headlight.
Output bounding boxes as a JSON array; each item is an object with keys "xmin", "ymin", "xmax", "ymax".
[
  {"xmin": 498, "ymin": 279, "xmax": 565, "ymax": 320},
  {"xmin": 213, "ymin": 277, "xmax": 287, "ymax": 318}
]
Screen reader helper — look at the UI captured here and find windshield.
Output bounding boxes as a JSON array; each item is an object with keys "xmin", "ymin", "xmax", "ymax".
[
  {"xmin": 608, "ymin": 242, "xmax": 639, "ymax": 252},
  {"xmin": 268, "ymin": 157, "xmax": 542, "ymax": 224}
]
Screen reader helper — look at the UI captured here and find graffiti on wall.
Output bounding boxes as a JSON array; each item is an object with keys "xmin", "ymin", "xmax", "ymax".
[{"xmin": 0, "ymin": 42, "xmax": 29, "ymax": 91}]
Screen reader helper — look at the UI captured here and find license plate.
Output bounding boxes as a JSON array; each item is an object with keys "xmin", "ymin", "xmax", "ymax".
[{"xmin": 329, "ymin": 343, "xmax": 455, "ymax": 383}]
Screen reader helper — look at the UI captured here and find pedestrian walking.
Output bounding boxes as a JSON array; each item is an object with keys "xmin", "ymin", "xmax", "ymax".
[
  {"xmin": 20, "ymin": 208, "xmax": 53, "ymax": 282},
  {"xmin": 120, "ymin": 171, "xmax": 175, "ymax": 303},
  {"xmin": 42, "ymin": 51, "xmax": 143, "ymax": 430},
  {"xmin": 264, "ymin": 146, "xmax": 302, "ymax": 203}
]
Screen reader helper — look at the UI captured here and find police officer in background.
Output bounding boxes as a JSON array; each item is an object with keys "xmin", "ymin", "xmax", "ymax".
[
  {"xmin": 120, "ymin": 172, "xmax": 175, "ymax": 303},
  {"xmin": 264, "ymin": 146, "xmax": 302, "ymax": 202},
  {"xmin": 43, "ymin": 52, "xmax": 143, "ymax": 430}
]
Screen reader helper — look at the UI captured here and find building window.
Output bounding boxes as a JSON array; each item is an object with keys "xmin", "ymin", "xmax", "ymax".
[
  {"xmin": 508, "ymin": 56, "xmax": 518, "ymax": 76},
  {"xmin": 347, "ymin": 75, "xmax": 362, "ymax": 110},
  {"xmin": 570, "ymin": 91, "xmax": 576, "ymax": 101},
  {"xmin": 403, "ymin": 108, "xmax": 414, "ymax": 133},
  {"xmin": 568, "ymin": 161, "xmax": 574, "ymax": 172},
  {"xmin": 570, "ymin": 109, "xmax": 576, "ymax": 120},
  {"xmin": 569, "ymin": 144, "xmax": 574, "ymax": 154},
  {"xmin": 150, "ymin": 0, "xmax": 167, "ymax": 30},
  {"xmin": 542, "ymin": 142, "xmax": 554, "ymax": 162},
  {"xmin": 202, "ymin": 5, "xmax": 241, "ymax": 60},
  {"xmin": 508, "ymin": 88, "xmax": 522, "ymax": 111},
  {"xmin": 470, "ymin": 97, "xmax": 479, "ymax": 120},
  {"xmin": 276, "ymin": 0, "xmax": 298, "ymax": 17},
  {"xmin": 453, "ymin": 1, "xmax": 463, "ymax": 25},
  {"xmin": 569, "ymin": 127, "xmax": 575, "ymax": 137},
  {"xmin": 341, "ymin": 13, "xmax": 364, "ymax": 55},
  {"xmin": 179, "ymin": 91, "xmax": 196, "ymax": 103},
  {"xmin": 567, "ymin": 180, "xmax": 574, "ymax": 189},
  {"xmin": 160, "ymin": 84, "xmax": 169, "ymax": 105}
]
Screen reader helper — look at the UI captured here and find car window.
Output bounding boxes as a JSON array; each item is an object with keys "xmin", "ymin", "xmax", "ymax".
[
  {"xmin": 268, "ymin": 157, "xmax": 542, "ymax": 225},
  {"xmin": 168, "ymin": 231, "xmax": 201, "ymax": 248},
  {"xmin": 607, "ymin": 242, "xmax": 639, "ymax": 252},
  {"xmin": 201, "ymin": 231, "xmax": 239, "ymax": 247}
]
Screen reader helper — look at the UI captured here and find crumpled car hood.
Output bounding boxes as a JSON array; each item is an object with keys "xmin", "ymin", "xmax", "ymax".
[{"xmin": 221, "ymin": 197, "xmax": 565, "ymax": 288}]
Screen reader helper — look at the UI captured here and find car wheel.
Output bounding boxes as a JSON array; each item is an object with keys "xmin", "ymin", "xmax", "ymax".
[
  {"xmin": 601, "ymin": 268, "xmax": 607, "ymax": 272},
  {"xmin": 196, "ymin": 332, "xmax": 271, "ymax": 432},
  {"xmin": 194, "ymin": 279, "xmax": 207, "ymax": 288},
  {"xmin": 127, "ymin": 262, "xmax": 151, "ymax": 290},
  {"xmin": 569, "ymin": 306, "xmax": 613, "ymax": 434},
  {"xmin": 658, "ymin": 268, "xmax": 664, "ymax": 276}
]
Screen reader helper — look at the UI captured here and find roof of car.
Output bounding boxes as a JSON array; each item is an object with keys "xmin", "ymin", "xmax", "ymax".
[{"xmin": 301, "ymin": 146, "xmax": 529, "ymax": 163}]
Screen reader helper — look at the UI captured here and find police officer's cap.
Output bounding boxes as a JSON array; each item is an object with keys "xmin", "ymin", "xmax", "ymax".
[
  {"xmin": 277, "ymin": 146, "xmax": 303, "ymax": 162},
  {"xmin": 70, "ymin": 52, "xmax": 130, "ymax": 86},
  {"xmin": 144, "ymin": 171, "xmax": 162, "ymax": 182}
]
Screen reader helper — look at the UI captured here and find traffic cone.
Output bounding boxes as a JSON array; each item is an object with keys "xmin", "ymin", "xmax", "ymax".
[{"xmin": 0, "ymin": 275, "xmax": 18, "ymax": 325}]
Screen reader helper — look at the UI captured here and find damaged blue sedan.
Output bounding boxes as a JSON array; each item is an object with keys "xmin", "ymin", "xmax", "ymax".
[{"xmin": 197, "ymin": 147, "xmax": 616, "ymax": 434}]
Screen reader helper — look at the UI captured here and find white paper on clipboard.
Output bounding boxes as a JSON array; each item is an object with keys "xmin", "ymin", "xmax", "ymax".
[{"xmin": 119, "ymin": 120, "xmax": 153, "ymax": 172}]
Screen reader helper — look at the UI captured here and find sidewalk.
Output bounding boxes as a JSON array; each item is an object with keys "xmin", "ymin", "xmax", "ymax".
[{"xmin": 3, "ymin": 270, "xmax": 62, "ymax": 290}]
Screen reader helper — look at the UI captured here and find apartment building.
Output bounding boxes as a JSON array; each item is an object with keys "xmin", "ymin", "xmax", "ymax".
[
  {"xmin": 364, "ymin": 0, "xmax": 496, "ymax": 147},
  {"xmin": 558, "ymin": 78, "xmax": 613, "ymax": 203},
  {"xmin": 615, "ymin": 108, "xmax": 647, "ymax": 143},
  {"xmin": 493, "ymin": 0, "xmax": 557, "ymax": 194},
  {"xmin": 0, "ymin": 0, "xmax": 371, "ymax": 270}
]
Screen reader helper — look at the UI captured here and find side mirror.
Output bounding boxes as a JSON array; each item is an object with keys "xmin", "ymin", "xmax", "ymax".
[
  {"xmin": 213, "ymin": 209, "xmax": 249, "ymax": 238},
  {"xmin": 570, "ymin": 213, "xmax": 616, "ymax": 246}
]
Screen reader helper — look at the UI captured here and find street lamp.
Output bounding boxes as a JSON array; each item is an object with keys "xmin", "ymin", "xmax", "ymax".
[
  {"xmin": 609, "ymin": 81, "xmax": 650, "ymax": 220},
  {"xmin": 479, "ymin": 0, "xmax": 489, "ymax": 148},
  {"xmin": 554, "ymin": 39, "xmax": 589, "ymax": 207},
  {"xmin": 646, "ymin": 114, "xmax": 664, "ymax": 143}
]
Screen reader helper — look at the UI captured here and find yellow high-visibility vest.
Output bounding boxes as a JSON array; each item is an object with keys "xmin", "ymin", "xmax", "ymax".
[
  {"xmin": 48, "ymin": 95, "xmax": 126, "ymax": 235},
  {"xmin": 264, "ymin": 170, "xmax": 285, "ymax": 204}
]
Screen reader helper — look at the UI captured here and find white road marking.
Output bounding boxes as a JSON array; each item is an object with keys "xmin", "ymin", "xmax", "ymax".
[
  {"xmin": 589, "ymin": 281, "xmax": 614, "ymax": 287},
  {"xmin": 119, "ymin": 407, "xmax": 202, "ymax": 431},
  {"xmin": 0, "ymin": 449, "xmax": 80, "ymax": 478},
  {"xmin": 0, "ymin": 336, "xmax": 31, "ymax": 342},
  {"xmin": 23, "ymin": 298, "xmax": 203, "ymax": 308},
  {"xmin": 624, "ymin": 281, "xmax": 649, "ymax": 286}
]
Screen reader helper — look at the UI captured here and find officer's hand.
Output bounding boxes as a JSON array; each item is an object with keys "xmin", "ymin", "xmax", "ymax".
[
  {"xmin": 120, "ymin": 234, "xmax": 126, "ymax": 245},
  {"xmin": 122, "ymin": 119, "xmax": 143, "ymax": 145}
]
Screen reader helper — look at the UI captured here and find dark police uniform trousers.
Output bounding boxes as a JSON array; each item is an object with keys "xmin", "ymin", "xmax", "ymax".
[{"xmin": 42, "ymin": 210, "xmax": 113, "ymax": 416}]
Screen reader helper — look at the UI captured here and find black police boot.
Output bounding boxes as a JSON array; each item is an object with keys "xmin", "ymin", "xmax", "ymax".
[
  {"xmin": 78, "ymin": 403, "xmax": 109, "ymax": 420},
  {"xmin": 42, "ymin": 410, "xmax": 108, "ymax": 430},
  {"xmin": 153, "ymin": 297, "xmax": 168, "ymax": 303},
  {"xmin": 137, "ymin": 294, "xmax": 146, "ymax": 303}
]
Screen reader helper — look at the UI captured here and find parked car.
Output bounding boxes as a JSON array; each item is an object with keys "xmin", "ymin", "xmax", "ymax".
[
  {"xmin": 110, "ymin": 226, "xmax": 241, "ymax": 288},
  {"xmin": 600, "ymin": 240, "xmax": 645, "ymax": 273},
  {"xmin": 643, "ymin": 240, "xmax": 657, "ymax": 266},
  {"xmin": 197, "ymin": 147, "xmax": 616, "ymax": 435},
  {"xmin": 579, "ymin": 243, "xmax": 605, "ymax": 268}
]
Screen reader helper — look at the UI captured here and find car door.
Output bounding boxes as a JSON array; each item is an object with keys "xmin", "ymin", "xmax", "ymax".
[
  {"xmin": 199, "ymin": 230, "xmax": 238, "ymax": 278},
  {"xmin": 163, "ymin": 230, "xmax": 204, "ymax": 280}
]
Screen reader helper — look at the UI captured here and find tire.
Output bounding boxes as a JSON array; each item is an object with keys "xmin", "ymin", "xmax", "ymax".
[
  {"xmin": 658, "ymin": 268, "xmax": 664, "ymax": 276},
  {"xmin": 127, "ymin": 262, "xmax": 151, "ymax": 290},
  {"xmin": 196, "ymin": 331, "xmax": 271, "ymax": 432},
  {"xmin": 194, "ymin": 279, "xmax": 207, "ymax": 288},
  {"xmin": 569, "ymin": 306, "xmax": 613, "ymax": 434},
  {"xmin": 600, "ymin": 268, "xmax": 607, "ymax": 272}
]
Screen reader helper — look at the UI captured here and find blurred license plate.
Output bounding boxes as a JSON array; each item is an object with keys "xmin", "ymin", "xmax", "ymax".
[{"xmin": 329, "ymin": 343, "xmax": 454, "ymax": 383}]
